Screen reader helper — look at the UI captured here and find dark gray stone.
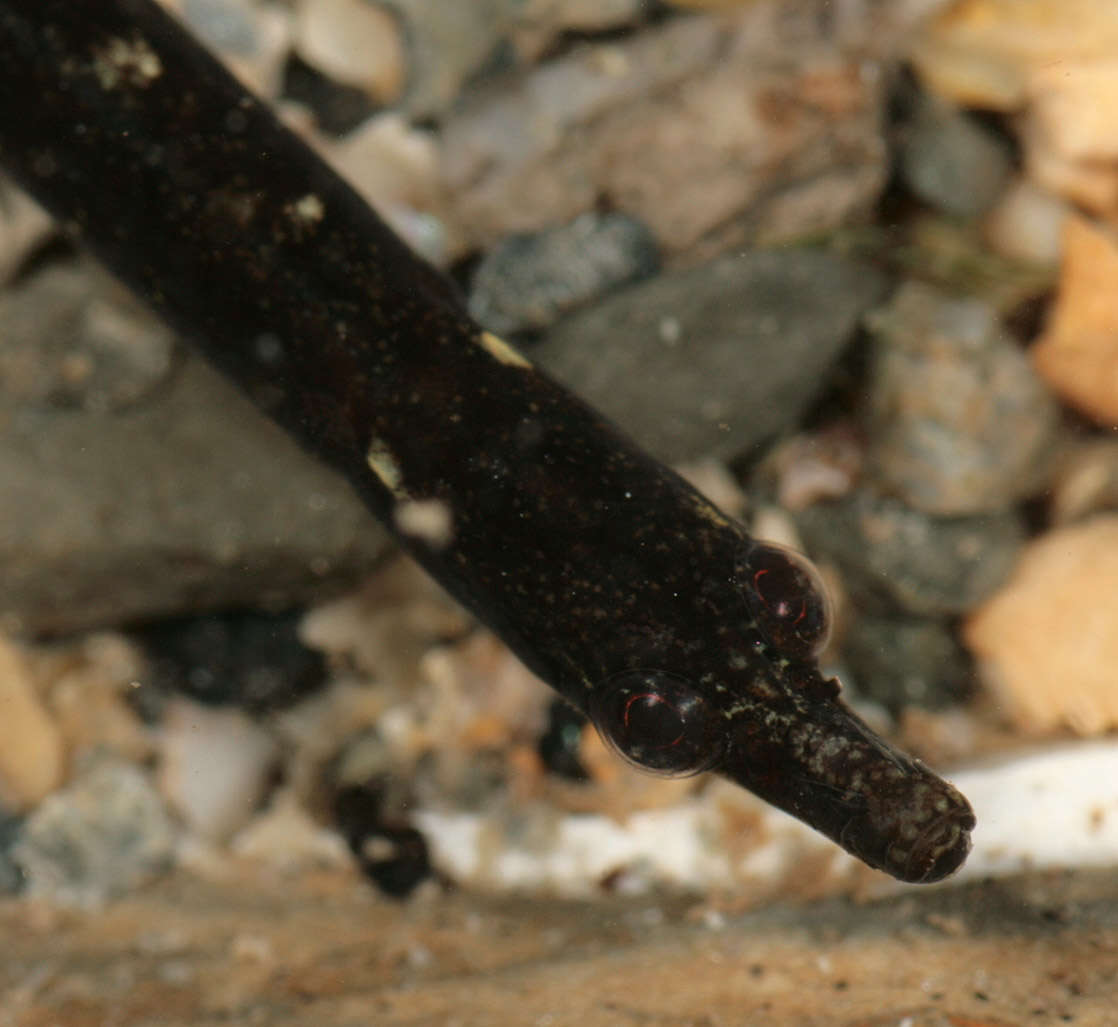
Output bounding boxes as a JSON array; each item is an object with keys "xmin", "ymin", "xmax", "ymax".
[
  {"xmin": 0, "ymin": 262, "xmax": 389, "ymax": 637},
  {"xmin": 899, "ymin": 92, "xmax": 1013, "ymax": 219},
  {"xmin": 794, "ymin": 485, "xmax": 1025, "ymax": 618},
  {"xmin": 842, "ymin": 614, "xmax": 973, "ymax": 713},
  {"xmin": 536, "ymin": 249, "xmax": 889, "ymax": 465}
]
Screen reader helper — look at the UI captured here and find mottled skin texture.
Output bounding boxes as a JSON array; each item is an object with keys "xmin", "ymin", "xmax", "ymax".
[{"xmin": 0, "ymin": 0, "xmax": 974, "ymax": 882}]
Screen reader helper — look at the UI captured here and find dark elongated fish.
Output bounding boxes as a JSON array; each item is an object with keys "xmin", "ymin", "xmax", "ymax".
[{"xmin": 0, "ymin": 0, "xmax": 973, "ymax": 882}]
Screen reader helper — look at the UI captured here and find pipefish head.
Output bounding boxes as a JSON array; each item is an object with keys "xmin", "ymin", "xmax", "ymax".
[{"xmin": 585, "ymin": 535, "xmax": 974, "ymax": 883}]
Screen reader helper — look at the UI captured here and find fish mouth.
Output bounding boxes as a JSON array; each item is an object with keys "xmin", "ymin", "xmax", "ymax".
[
  {"xmin": 831, "ymin": 780, "xmax": 976, "ymax": 884},
  {"xmin": 900, "ymin": 806, "xmax": 977, "ymax": 884}
]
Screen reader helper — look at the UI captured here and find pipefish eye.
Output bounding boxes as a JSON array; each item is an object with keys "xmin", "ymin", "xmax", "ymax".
[
  {"xmin": 737, "ymin": 540, "xmax": 832, "ymax": 659},
  {"xmin": 589, "ymin": 670, "xmax": 724, "ymax": 777}
]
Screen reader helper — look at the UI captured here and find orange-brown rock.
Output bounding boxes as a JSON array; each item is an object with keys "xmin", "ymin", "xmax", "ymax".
[
  {"xmin": 965, "ymin": 516, "xmax": 1118, "ymax": 734},
  {"xmin": 1032, "ymin": 216, "xmax": 1118, "ymax": 425}
]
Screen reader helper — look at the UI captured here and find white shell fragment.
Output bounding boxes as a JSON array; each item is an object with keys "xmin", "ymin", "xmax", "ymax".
[{"xmin": 411, "ymin": 740, "xmax": 1118, "ymax": 897}]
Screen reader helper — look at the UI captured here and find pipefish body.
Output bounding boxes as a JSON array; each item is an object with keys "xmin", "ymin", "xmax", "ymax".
[{"xmin": 0, "ymin": 0, "xmax": 973, "ymax": 883}]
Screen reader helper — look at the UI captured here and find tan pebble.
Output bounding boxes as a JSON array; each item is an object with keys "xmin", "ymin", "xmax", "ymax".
[
  {"xmin": 224, "ymin": 4, "xmax": 294, "ymax": 100},
  {"xmin": 748, "ymin": 505, "xmax": 806, "ymax": 554},
  {"xmin": 325, "ymin": 114, "xmax": 440, "ymax": 209},
  {"xmin": 298, "ymin": 556, "xmax": 469, "ymax": 685},
  {"xmin": 0, "ymin": 179, "xmax": 54, "ymax": 285},
  {"xmin": 964, "ymin": 516, "xmax": 1118, "ymax": 735},
  {"xmin": 983, "ymin": 176, "xmax": 1068, "ymax": 265},
  {"xmin": 675, "ymin": 458, "xmax": 748, "ymax": 519},
  {"xmin": 662, "ymin": 0, "xmax": 763, "ymax": 7},
  {"xmin": 1022, "ymin": 115, "xmax": 1118, "ymax": 215},
  {"xmin": 272, "ymin": 680, "xmax": 393, "ymax": 804},
  {"xmin": 320, "ymin": 114, "xmax": 449, "ymax": 263},
  {"xmin": 576, "ymin": 722, "xmax": 697, "ymax": 817},
  {"xmin": 1028, "ymin": 59, "xmax": 1118, "ymax": 164},
  {"xmin": 579, "ymin": 722, "xmax": 624, "ymax": 787},
  {"xmin": 294, "ymin": 0, "xmax": 405, "ymax": 103},
  {"xmin": 230, "ymin": 787, "xmax": 352, "ymax": 870},
  {"xmin": 176, "ymin": 0, "xmax": 293, "ymax": 99},
  {"xmin": 911, "ymin": 0, "xmax": 1118, "ymax": 109},
  {"xmin": 910, "ymin": 41, "xmax": 1025, "ymax": 110},
  {"xmin": 1032, "ymin": 216, "xmax": 1118, "ymax": 425},
  {"xmin": 908, "ymin": 31, "xmax": 1026, "ymax": 111},
  {"xmin": 324, "ymin": 113, "xmax": 440, "ymax": 205},
  {"xmin": 419, "ymin": 632, "xmax": 551, "ymax": 750},
  {"xmin": 0, "ymin": 637, "xmax": 65, "ymax": 810},
  {"xmin": 45, "ymin": 634, "xmax": 151, "ymax": 762},
  {"xmin": 505, "ymin": 744, "xmax": 547, "ymax": 802},
  {"xmin": 911, "ymin": 2, "xmax": 1118, "ymax": 212},
  {"xmin": 1049, "ymin": 440, "xmax": 1118, "ymax": 525}
]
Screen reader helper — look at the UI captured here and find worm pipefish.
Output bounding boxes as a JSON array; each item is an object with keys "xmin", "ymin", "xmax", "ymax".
[{"xmin": 0, "ymin": 0, "xmax": 974, "ymax": 882}]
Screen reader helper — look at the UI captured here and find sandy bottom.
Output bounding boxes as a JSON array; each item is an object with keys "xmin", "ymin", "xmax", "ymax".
[{"xmin": 1, "ymin": 864, "xmax": 1115, "ymax": 1026}]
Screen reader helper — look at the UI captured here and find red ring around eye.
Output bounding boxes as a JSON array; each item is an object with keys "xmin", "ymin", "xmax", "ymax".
[
  {"xmin": 738, "ymin": 541, "xmax": 832, "ymax": 659},
  {"xmin": 623, "ymin": 692, "xmax": 686, "ymax": 750},
  {"xmin": 590, "ymin": 670, "xmax": 723, "ymax": 777}
]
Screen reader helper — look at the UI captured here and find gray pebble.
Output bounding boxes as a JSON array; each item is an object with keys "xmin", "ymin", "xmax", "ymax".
[
  {"xmin": 536, "ymin": 249, "xmax": 889, "ymax": 465},
  {"xmin": 468, "ymin": 212, "xmax": 660, "ymax": 336},
  {"xmin": 898, "ymin": 91, "xmax": 1013, "ymax": 219},
  {"xmin": 794, "ymin": 485, "xmax": 1025, "ymax": 618},
  {"xmin": 441, "ymin": 10, "xmax": 888, "ymax": 258},
  {"xmin": 0, "ymin": 259, "xmax": 175, "ymax": 414},
  {"xmin": 842, "ymin": 614, "xmax": 972, "ymax": 713},
  {"xmin": 0, "ymin": 812, "xmax": 25, "ymax": 894},
  {"xmin": 864, "ymin": 281, "xmax": 1058, "ymax": 515},
  {"xmin": 182, "ymin": 0, "xmax": 260, "ymax": 56},
  {"xmin": 1, "ymin": 262, "xmax": 390, "ymax": 637},
  {"xmin": 13, "ymin": 761, "xmax": 176, "ymax": 907}
]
